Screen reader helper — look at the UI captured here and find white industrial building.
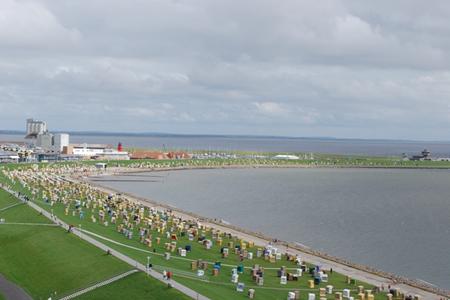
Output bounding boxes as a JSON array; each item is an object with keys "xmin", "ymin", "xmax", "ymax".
[
  {"xmin": 53, "ymin": 134, "xmax": 70, "ymax": 152},
  {"xmin": 21, "ymin": 118, "xmax": 127, "ymax": 160},
  {"xmin": 36, "ymin": 132, "xmax": 53, "ymax": 150},
  {"xmin": 25, "ymin": 118, "xmax": 47, "ymax": 139},
  {"xmin": 96, "ymin": 149, "xmax": 130, "ymax": 160},
  {"xmin": 0, "ymin": 151, "xmax": 20, "ymax": 163},
  {"xmin": 24, "ymin": 119, "xmax": 70, "ymax": 153},
  {"xmin": 71, "ymin": 144, "xmax": 108, "ymax": 156},
  {"xmin": 272, "ymin": 154, "xmax": 300, "ymax": 160},
  {"xmin": 35, "ymin": 132, "xmax": 70, "ymax": 152},
  {"xmin": 68, "ymin": 144, "xmax": 129, "ymax": 160}
]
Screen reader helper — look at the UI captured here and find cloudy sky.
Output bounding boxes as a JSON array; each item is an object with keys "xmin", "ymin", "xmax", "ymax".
[{"xmin": 1, "ymin": 0, "xmax": 450, "ymax": 140}]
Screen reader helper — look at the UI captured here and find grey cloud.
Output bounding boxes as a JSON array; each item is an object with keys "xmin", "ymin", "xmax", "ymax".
[
  {"xmin": 0, "ymin": 0, "xmax": 450, "ymax": 139},
  {"xmin": 0, "ymin": 0, "xmax": 81, "ymax": 50}
]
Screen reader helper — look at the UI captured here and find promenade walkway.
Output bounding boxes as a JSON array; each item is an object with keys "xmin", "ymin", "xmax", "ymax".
[
  {"xmin": 0, "ymin": 187, "xmax": 210, "ymax": 300},
  {"xmin": 0, "ymin": 222, "xmax": 58, "ymax": 226}
]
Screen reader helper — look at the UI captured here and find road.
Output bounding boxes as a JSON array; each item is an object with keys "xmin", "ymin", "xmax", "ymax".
[{"xmin": 0, "ymin": 274, "xmax": 32, "ymax": 300}]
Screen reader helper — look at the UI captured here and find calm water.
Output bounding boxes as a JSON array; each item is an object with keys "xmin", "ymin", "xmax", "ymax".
[
  {"xmin": 96, "ymin": 168, "xmax": 450, "ymax": 290},
  {"xmin": 3, "ymin": 133, "xmax": 450, "ymax": 156}
]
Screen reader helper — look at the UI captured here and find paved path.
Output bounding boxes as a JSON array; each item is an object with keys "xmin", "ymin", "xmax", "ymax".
[
  {"xmin": 0, "ymin": 202, "xmax": 24, "ymax": 212},
  {"xmin": 0, "ymin": 222, "xmax": 58, "ymax": 226},
  {"xmin": 58, "ymin": 269, "xmax": 138, "ymax": 300},
  {"xmin": 5, "ymin": 191, "xmax": 210, "ymax": 300},
  {"xmin": 0, "ymin": 274, "xmax": 32, "ymax": 300}
]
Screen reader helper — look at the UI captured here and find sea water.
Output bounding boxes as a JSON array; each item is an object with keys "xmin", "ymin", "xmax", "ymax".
[{"xmin": 4, "ymin": 133, "xmax": 450, "ymax": 156}]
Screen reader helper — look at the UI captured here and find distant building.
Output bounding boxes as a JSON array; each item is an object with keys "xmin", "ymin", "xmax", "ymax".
[
  {"xmin": 130, "ymin": 151, "xmax": 166, "ymax": 160},
  {"xmin": 68, "ymin": 144, "xmax": 109, "ymax": 157},
  {"xmin": 25, "ymin": 118, "xmax": 47, "ymax": 139},
  {"xmin": 0, "ymin": 151, "xmax": 20, "ymax": 163},
  {"xmin": 272, "ymin": 154, "xmax": 300, "ymax": 160},
  {"xmin": 94, "ymin": 149, "xmax": 130, "ymax": 160},
  {"xmin": 410, "ymin": 149, "xmax": 431, "ymax": 161},
  {"xmin": 24, "ymin": 119, "xmax": 69, "ymax": 153},
  {"xmin": 53, "ymin": 133, "xmax": 70, "ymax": 152},
  {"xmin": 34, "ymin": 132, "xmax": 71, "ymax": 153},
  {"xmin": 36, "ymin": 153, "xmax": 81, "ymax": 162},
  {"xmin": 64, "ymin": 143, "xmax": 129, "ymax": 160},
  {"xmin": 36, "ymin": 132, "xmax": 53, "ymax": 150}
]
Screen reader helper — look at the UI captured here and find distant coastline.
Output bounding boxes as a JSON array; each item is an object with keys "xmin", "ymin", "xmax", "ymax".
[
  {"xmin": 2, "ymin": 129, "xmax": 450, "ymax": 143},
  {"xmin": 5, "ymin": 131, "xmax": 450, "ymax": 158}
]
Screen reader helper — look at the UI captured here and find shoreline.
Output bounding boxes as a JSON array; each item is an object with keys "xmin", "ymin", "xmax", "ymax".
[
  {"xmin": 90, "ymin": 163, "xmax": 450, "ymax": 176},
  {"xmin": 81, "ymin": 165, "xmax": 450, "ymax": 299}
]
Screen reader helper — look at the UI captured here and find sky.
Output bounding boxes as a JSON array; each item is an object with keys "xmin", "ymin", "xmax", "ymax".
[{"xmin": 1, "ymin": 0, "xmax": 450, "ymax": 140}]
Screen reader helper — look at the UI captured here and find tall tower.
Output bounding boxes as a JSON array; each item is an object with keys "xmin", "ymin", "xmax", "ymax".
[{"xmin": 25, "ymin": 118, "xmax": 47, "ymax": 139}]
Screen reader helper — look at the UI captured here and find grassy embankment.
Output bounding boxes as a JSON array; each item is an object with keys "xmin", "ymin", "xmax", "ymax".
[
  {"xmin": 0, "ymin": 166, "xmax": 398, "ymax": 300},
  {"xmin": 0, "ymin": 188, "xmax": 191, "ymax": 300},
  {"xmin": 49, "ymin": 154, "xmax": 450, "ymax": 169},
  {"xmin": 6, "ymin": 155, "xmax": 450, "ymax": 185}
]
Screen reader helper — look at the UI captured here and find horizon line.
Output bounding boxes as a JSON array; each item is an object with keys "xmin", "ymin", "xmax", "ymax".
[{"xmin": 0, "ymin": 129, "xmax": 448, "ymax": 144}]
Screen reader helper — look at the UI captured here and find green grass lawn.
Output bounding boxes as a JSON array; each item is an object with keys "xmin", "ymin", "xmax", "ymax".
[
  {"xmin": 75, "ymin": 272, "xmax": 191, "ymax": 300},
  {"xmin": 0, "ymin": 224, "xmax": 131, "ymax": 299},
  {"xmin": 0, "ymin": 188, "xmax": 52, "ymax": 225},
  {"xmin": 0, "ymin": 191, "xmax": 18, "ymax": 210},
  {"xmin": 0, "ymin": 204, "xmax": 51, "ymax": 224},
  {"xmin": 0, "ymin": 188, "xmax": 211, "ymax": 300},
  {"xmin": 0, "ymin": 189, "xmax": 131, "ymax": 299}
]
